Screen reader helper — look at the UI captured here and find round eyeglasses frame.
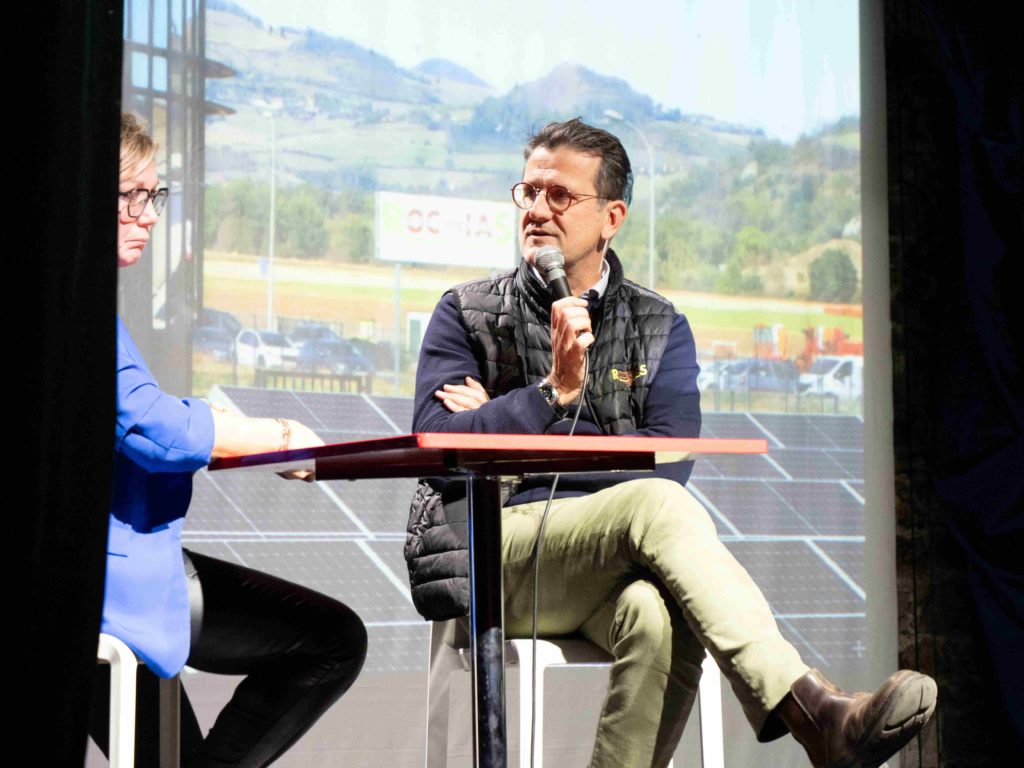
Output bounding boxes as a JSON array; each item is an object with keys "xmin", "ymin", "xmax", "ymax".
[
  {"xmin": 510, "ymin": 182, "xmax": 608, "ymax": 214},
  {"xmin": 119, "ymin": 187, "xmax": 169, "ymax": 218}
]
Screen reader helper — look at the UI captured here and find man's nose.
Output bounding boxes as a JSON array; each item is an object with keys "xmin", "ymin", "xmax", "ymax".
[{"xmin": 529, "ymin": 189, "xmax": 554, "ymax": 219}]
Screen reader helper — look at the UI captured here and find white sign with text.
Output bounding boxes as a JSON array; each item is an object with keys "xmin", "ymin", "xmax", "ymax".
[{"xmin": 375, "ymin": 191, "xmax": 516, "ymax": 268}]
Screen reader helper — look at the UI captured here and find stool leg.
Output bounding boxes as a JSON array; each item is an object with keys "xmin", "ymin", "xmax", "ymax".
[
  {"xmin": 99, "ymin": 634, "xmax": 139, "ymax": 768},
  {"xmin": 697, "ymin": 654, "xmax": 724, "ymax": 768},
  {"xmin": 513, "ymin": 642, "xmax": 535, "ymax": 768},
  {"xmin": 515, "ymin": 640, "xmax": 576, "ymax": 768},
  {"xmin": 159, "ymin": 675, "xmax": 181, "ymax": 768},
  {"xmin": 426, "ymin": 622, "xmax": 467, "ymax": 768}
]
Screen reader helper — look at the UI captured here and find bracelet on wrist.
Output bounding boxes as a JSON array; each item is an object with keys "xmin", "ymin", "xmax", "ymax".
[{"xmin": 275, "ymin": 418, "xmax": 292, "ymax": 452}]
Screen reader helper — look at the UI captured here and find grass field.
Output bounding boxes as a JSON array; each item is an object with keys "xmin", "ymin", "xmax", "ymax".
[
  {"xmin": 201, "ymin": 250, "xmax": 864, "ymax": 406},
  {"xmin": 204, "ymin": 251, "xmax": 482, "ymax": 329}
]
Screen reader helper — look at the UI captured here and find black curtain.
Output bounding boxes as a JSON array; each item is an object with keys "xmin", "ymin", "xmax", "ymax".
[
  {"xmin": 886, "ymin": 0, "xmax": 1023, "ymax": 763},
  {"xmin": 30, "ymin": 1, "xmax": 123, "ymax": 762}
]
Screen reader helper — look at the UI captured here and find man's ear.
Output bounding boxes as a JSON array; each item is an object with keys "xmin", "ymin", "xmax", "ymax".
[{"xmin": 601, "ymin": 200, "xmax": 628, "ymax": 241}]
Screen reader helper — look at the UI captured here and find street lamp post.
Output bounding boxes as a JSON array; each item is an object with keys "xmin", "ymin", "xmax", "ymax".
[
  {"xmin": 604, "ymin": 109, "xmax": 656, "ymax": 290},
  {"xmin": 266, "ymin": 110, "xmax": 276, "ymax": 330}
]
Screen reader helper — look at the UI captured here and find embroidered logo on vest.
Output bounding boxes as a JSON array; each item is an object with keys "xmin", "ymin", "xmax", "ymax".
[{"xmin": 609, "ymin": 365, "xmax": 648, "ymax": 387}]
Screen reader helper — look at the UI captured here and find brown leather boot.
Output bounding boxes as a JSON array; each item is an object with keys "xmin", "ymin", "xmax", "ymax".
[{"xmin": 777, "ymin": 669, "xmax": 937, "ymax": 768}]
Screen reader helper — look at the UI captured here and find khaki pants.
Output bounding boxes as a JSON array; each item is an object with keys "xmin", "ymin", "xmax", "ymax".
[{"xmin": 501, "ymin": 479, "xmax": 808, "ymax": 768}]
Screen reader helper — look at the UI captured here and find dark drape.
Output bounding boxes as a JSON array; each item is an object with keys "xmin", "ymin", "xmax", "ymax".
[
  {"xmin": 30, "ymin": 1, "xmax": 123, "ymax": 762},
  {"xmin": 886, "ymin": 0, "xmax": 1023, "ymax": 764}
]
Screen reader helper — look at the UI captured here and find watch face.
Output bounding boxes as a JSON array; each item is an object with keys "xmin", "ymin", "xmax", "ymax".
[
  {"xmin": 538, "ymin": 380, "xmax": 558, "ymax": 404},
  {"xmin": 538, "ymin": 380, "xmax": 567, "ymax": 417}
]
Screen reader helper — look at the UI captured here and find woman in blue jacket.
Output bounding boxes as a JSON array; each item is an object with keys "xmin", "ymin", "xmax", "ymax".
[{"xmin": 95, "ymin": 113, "xmax": 367, "ymax": 767}]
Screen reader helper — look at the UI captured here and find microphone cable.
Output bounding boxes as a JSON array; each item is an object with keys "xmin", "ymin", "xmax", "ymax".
[
  {"xmin": 582, "ymin": 384, "xmax": 608, "ymax": 436},
  {"xmin": 528, "ymin": 348, "xmax": 591, "ymax": 768}
]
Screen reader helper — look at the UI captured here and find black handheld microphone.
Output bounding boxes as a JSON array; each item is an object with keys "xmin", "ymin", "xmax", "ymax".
[{"xmin": 534, "ymin": 246, "xmax": 572, "ymax": 299}]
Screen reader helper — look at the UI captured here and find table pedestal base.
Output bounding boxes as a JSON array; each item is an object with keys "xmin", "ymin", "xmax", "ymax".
[{"xmin": 468, "ymin": 476, "xmax": 507, "ymax": 768}]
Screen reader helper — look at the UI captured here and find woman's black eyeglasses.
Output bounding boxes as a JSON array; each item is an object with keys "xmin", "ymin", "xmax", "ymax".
[{"xmin": 119, "ymin": 188, "xmax": 169, "ymax": 218}]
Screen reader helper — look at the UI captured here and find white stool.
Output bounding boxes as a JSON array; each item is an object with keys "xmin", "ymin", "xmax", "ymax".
[
  {"xmin": 425, "ymin": 619, "xmax": 724, "ymax": 768},
  {"xmin": 96, "ymin": 633, "xmax": 181, "ymax": 768}
]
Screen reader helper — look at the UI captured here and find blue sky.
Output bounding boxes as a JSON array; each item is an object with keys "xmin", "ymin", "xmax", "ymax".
[{"xmin": 229, "ymin": 0, "xmax": 860, "ymax": 142}]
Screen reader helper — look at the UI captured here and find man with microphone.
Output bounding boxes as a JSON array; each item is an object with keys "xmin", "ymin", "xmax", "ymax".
[{"xmin": 405, "ymin": 118, "xmax": 935, "ymax": 768}]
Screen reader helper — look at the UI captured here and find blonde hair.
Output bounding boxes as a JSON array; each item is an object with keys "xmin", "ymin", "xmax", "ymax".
[{"xmin": 119, "ymin": 113, "xmax": 157, "ymax": 180}]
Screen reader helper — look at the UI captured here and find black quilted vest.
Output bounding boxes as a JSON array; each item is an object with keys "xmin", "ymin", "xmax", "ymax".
[{"xmin": 404, "ymin": 250, "xmax": 677, "ymax": 620}]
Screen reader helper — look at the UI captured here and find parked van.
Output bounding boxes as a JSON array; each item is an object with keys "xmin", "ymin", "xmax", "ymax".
[
  {"xmin": 721, "ymin": 358, "xmax": 800, "ymax": 393},
  {"xmin": 798, "ymin": 356, "xmax": 863, "ymax": 400}
]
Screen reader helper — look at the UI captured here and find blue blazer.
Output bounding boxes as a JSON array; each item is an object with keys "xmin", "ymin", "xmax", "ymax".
[{"xmin": 101, "ymin": 318, "xmax": 214, "ymax": 677}]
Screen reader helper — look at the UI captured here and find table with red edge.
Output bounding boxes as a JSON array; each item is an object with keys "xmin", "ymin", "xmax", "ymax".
[{"xmin": 210, "ymin": 433, "xmax": 767, "ymax": 768}]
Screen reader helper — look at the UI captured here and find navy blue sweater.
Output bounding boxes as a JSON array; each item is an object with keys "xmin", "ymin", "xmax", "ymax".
[{"xmin": 412, "ymin": 292, "xmax": 702, "ymax": 505}]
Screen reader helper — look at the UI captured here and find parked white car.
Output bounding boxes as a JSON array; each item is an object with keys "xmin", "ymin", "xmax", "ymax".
[
  {"xmin": 696, "ymin": 359, "xmax": 727, "ymax": 391},
  {"xmin": 799, "ymin": 356, "xmax": 863, "ymax": 400},
  {"xmin": 235, "ymin": 329, "xmax": 298, "ymax": 370}
]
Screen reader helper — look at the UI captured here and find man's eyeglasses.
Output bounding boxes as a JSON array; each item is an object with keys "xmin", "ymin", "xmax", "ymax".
[
  {"xmin": 510, "ymin": 182, "xmax": 608, "ymax": 214},
  {"xmin": 119, "ymin": 188, "xmax": 169, "ymax": 218}
]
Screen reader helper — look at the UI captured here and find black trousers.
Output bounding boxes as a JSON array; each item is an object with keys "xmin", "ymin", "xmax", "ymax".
[{"xmin": 91, "ymin": 550, "xmax": 368, "ymax": 767}]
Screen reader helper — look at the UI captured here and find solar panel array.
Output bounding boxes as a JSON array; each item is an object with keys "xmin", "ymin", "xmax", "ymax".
[{"xmin": 183, "ymin": 388, "xmax": 867, "ymax": 673}]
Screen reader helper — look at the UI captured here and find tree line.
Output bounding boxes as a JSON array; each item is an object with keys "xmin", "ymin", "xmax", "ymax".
[{"xmin": 204, "ymin": 121, "xmax": 861, "ymax": 302}]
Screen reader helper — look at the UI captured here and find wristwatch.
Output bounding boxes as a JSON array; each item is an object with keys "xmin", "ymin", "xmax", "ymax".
[{"xmin": 537, "ymin": 378, "xmax": 569, "ymax": 419}]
